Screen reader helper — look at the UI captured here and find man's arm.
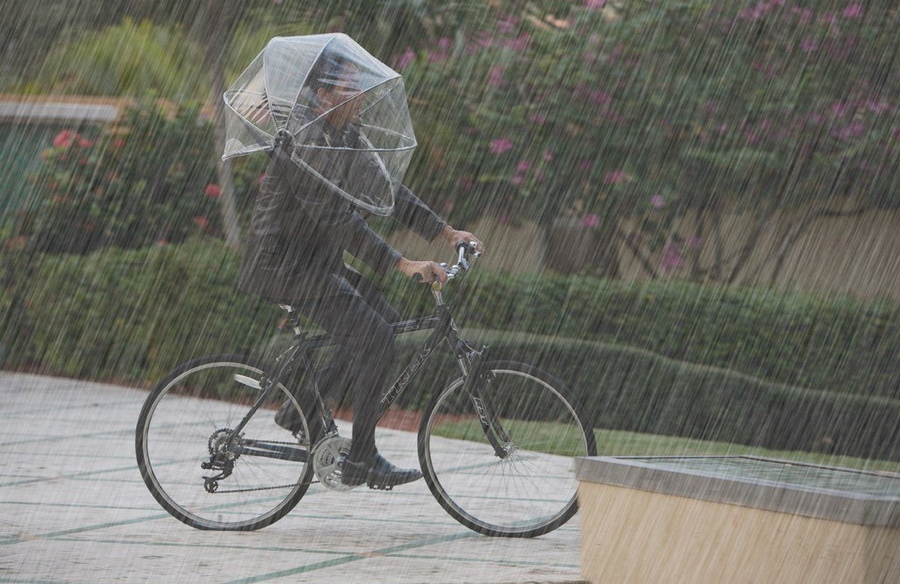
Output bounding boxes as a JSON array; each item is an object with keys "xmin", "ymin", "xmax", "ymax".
[{"xmin": 393, "ymin": 185, "xmax": 485, "ymax": 253}]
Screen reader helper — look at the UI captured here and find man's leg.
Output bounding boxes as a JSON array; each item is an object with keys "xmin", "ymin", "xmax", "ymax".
[{"xmin": 296, "ymin": 290, "xmax": 420, "ymax": 488}]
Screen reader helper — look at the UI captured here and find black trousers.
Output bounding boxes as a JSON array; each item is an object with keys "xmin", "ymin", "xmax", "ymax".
[{"xmin": 294, "ymin": 270, "xmax": 399, "ymax": 462}]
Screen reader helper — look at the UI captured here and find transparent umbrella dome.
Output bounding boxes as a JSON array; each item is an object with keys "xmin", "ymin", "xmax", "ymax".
[{"xmin": 223, "ymin": 33, "xmax": 417, "ymax": 215}]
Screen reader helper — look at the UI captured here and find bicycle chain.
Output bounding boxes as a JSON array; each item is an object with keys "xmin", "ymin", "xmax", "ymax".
[
  {"xmin": 205, "ymin": 437, "xmax": 318, "ymax": 494},
  {"xmin": 207, "ymin": 479, "xmax": 317, "ymax": 494}
]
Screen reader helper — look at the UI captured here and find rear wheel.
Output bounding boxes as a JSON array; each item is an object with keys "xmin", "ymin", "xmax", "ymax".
[
  {"xmin": 135, "ymin": 354, "xmax": 314, "ymax": 531},
  {"xmin": 418, "ymin": 361, "xmax": 596, "ymax": 537}
]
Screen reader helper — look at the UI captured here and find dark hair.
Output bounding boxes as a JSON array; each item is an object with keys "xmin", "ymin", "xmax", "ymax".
[{"xmin": 305, "ymin": 49, "xmax": 353, "ymax": 95}]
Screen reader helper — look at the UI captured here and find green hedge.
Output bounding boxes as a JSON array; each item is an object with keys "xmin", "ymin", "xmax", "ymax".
[
  {"xmin": 2, "ymin": 239, "xmax": 898, "ymax": 460},
  {"xmin": 381, "ymin": 271, "xmax": 900, "ymax": 402},
  {"xmin": 1, "ymin": 240, "xmax": 275, "ymax": 383},
  {"xmin": 389, "ymin": 331, "xmax": 900, "ymax": 462}
]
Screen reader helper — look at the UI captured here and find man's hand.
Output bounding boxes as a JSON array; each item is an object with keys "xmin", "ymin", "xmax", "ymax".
[
  {"xmin": 396, "ymin": 257, "xmax": 448, "ymax": 285},
  {"xmin": 441, "ymin": 225, "xmax": 485, "ymax": 254}
]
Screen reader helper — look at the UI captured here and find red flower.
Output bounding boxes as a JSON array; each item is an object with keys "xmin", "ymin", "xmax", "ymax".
[
  {"xmin": 204, "ymin": 183, "xmax": 221, "ymax": 198},
  {"xmin": 194, "ymin": 216, "xmax": 209, "ymax": 230},
  {"xmin": 53, "ymin": 130, "xmax": 75, "ymax": 148}
]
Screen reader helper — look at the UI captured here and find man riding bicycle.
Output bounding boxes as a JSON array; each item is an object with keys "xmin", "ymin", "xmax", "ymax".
[{"xmin": 239, "ymin": 44, "xmax": 484, "ymax": 490}]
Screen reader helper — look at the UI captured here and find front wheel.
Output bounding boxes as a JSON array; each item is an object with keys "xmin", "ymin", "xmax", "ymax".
[
  {"xmin": 135, "ymin": 354, "xmax": 314, "ymax": 531},
  {"xmin": 418, "ymin": 361, "xmax": 596, "ymax": 537}
]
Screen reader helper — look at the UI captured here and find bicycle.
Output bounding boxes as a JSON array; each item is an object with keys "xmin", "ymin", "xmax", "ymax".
[{"xmin": 135, "ymin": 242, "xmax": 597, "ymax": 538}]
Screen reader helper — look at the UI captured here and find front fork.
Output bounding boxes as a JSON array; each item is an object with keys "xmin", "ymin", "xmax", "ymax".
[{"xmin": 460, "ymin": 345, "xmax": 513, "ymax": 459}]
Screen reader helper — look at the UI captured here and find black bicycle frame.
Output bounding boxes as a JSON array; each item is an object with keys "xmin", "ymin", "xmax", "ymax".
[{"xmin": 216, "ymin": 265, "xmax": 512, "ymax": 466}]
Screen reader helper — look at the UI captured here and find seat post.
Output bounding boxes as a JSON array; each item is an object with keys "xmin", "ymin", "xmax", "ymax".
[{"xmin": 279, "ymin": 305, "xmax": 305, "ymax": 336}]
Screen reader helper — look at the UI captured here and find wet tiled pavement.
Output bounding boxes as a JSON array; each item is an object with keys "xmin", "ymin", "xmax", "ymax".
[{"xmin": 0, "ymin": 372, "xmax": 585, "ymax": 584}]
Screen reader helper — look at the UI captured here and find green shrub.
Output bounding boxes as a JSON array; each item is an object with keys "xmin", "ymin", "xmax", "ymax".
[
  {"xmin": 390, "ymin": 330, "xmax": 900, "ymax": 461},
  {"xmin": 382, "ymin": 271, "xmax": 900, "ymax": 401},
  {"xmin": 2, "ymin": 239, "xmax": 899, "ymax": 461},
  {"xmin": 18, "ymin": 100, "xmax": 219, "ymax": 254},
  {"xmin": 7, "ymin": 239, "xmax": 275, "ymax": 383}
]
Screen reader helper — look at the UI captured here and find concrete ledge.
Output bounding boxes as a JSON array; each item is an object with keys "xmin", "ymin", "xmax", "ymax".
[
  {"xmin": 575, "ymin": 456, "xmax": 900, "ymax": 584},
  {"xmin": 0, "ymin": 95, "xmax": 126, "ymax": 123},
  {"xmin": 575, "ymin": 455, "xmax": 900, "ymax": 527}
]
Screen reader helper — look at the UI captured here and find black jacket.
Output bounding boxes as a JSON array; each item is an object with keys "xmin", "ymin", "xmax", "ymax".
[{"xmin": 239, "ymin": 128, "xmax": 446, "ymax": 304}]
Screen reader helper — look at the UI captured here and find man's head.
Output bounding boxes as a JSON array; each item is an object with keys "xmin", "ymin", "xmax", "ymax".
[{"xmin": 305, "ymin": 51, "xmax": 363, "ymax": 129}]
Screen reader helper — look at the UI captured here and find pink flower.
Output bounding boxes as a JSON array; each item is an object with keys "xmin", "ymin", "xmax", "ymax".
[
  {"xmin": 801, "ymin": 39, "xmax": 819, "ymax": 53},
  {"xmin": 498, "ymin": 15, "xmax": 519, "ymax": 34},
  {"xmin": 530, "ymin": 114, "xmax": 547, "ymax": 123},
  {"xmin": 490, "ymin": 137, "xmax": 514, "ymax": 155},
  {"xmin": 661, "ymin": 242, "xmax": 685, "ymax": 271},
  {"xmin": 204, "ymin": 183, "xmax": 221, "ymax": 198},
  {"xmin": 488, "ymin": 66, "xmax": 504, "ymax": 87},
  {"xmin": 589, "ymin": 90, "xmax": 612, "ymax": 105},
  {"xmin": 193, "ymin": 216, "xmax": 208, "ymax": 230},
  {"xmin": 843, "ymin": 5, "xmax": 864, "ymax": 18},
  {"xmin": 504, "ymin": 34, "xmax": 532, "ymax": 52},
  {"xmin": 651, "ymin": 195, "xmax": 666, "ymax": 209},
  {"xmin": 584, "ymin": 0, "xmax": 607, "ymax": 8},
  {"xmin": 581, "ymin": 213, "xmax": 600, "ymax": 228},
  {"xmin": 834, "ymin": 121, "xmax": 866, "ymax": 141},
  {"xmin": 603, "ymin": 170, "xmax": 629, "ymax": 184},
  {"xmin": 865, "ymin": 100, "xmax": 890, "ymax": 114},
  {"xmin": 395, "ymin": 48, "xmax": 415, "ymax": 71},
  {"xmin": 517, "ymin": 160, "xmax": 531, "ymax": 172}
]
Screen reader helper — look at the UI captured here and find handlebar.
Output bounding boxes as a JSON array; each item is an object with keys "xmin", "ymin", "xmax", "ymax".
[{"xmin": 413, "ymin": 241, "xmax": 481, "ymax": 290}]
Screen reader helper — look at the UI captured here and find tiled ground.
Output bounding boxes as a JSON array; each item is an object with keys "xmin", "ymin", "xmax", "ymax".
[{"xmin": 0, "ymin": 372, "xmax": 585, "ymax": 584}]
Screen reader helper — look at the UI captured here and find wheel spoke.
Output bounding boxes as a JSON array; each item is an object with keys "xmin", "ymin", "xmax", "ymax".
[
  {"xmin": 136, "ymin": 356, "xmax": 314, "ymax": 531},
  {"xmin": 419, "ymin": 362, "xmax": 596, "ymax": 537}
]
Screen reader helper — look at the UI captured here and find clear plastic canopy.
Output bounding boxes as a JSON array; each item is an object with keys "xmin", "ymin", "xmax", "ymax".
[{"xmin": 223, "ymin": 33, "xmax": 417, "ymax": 215}]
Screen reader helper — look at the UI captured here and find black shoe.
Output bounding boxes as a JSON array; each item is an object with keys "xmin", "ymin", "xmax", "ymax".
[
  {"xmin": 340, "ymin": 453, "xmax": 423, "ymax": 490},
  {"xmin": 274, "ymin": 401, "xmax": 333, "ymax": 443},
  {"xmin": 274, "ymin": 400, "xmax": 306, "ymax": 436}
]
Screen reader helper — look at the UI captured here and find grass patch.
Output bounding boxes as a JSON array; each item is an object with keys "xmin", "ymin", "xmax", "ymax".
[
  {"xmin": 594, "ymin": 428, "xmax": 900, "ymax": 473},
  {"xmin": 430, "ymin": 418, "xmax": 899, "ymax": 474}
]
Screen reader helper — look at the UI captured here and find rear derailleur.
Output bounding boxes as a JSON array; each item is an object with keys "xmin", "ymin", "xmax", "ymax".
[{"xmin": 200, "ymin": 427, "xmax": 243, "ymax": 493}]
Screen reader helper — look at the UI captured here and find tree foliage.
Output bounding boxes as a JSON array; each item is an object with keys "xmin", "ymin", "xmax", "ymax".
[
  {"xmin": 6, "ymin": 0, "xmax": 899, "ymax": 281},
  {"xmin": 393, "ymin": 1, "xmax": 900, "ymax": 280},
  {"xmin": 19, "ymin": 101, "xmax": 218, "ymax": 254}
]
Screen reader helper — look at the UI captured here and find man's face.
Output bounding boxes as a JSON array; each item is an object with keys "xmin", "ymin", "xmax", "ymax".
[{"xmin": 316, "ymin": 63, "xmax": 363, "ymax": 129}]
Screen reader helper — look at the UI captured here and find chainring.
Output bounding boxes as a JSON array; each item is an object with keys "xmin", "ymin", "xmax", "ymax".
[{"xmin": 312, "ymin": 435, "xmax": 354, "ymax": 491}]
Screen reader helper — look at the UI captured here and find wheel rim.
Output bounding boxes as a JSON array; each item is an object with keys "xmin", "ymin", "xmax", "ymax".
[
  {"xmin": 422, "ymin": 367, "xmax": 592, "ymax": 536},
  {"xmin": 138, "ymin": 359, "xmax": 312, "ymax": 530}
]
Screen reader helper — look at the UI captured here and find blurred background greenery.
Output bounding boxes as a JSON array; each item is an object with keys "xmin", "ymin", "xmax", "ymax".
[{"xmin": 1, "ymin": 1, "xmax": 898, "ymax": 462}]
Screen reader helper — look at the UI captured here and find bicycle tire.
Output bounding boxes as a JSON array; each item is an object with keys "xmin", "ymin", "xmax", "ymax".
[
  {"xmin": 418, "ymin": 361, "xmax": 596, "ymax": 538},
  {"xmin": 135, "ymin": 354, "xmax": 314, "ymax": 531}
]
